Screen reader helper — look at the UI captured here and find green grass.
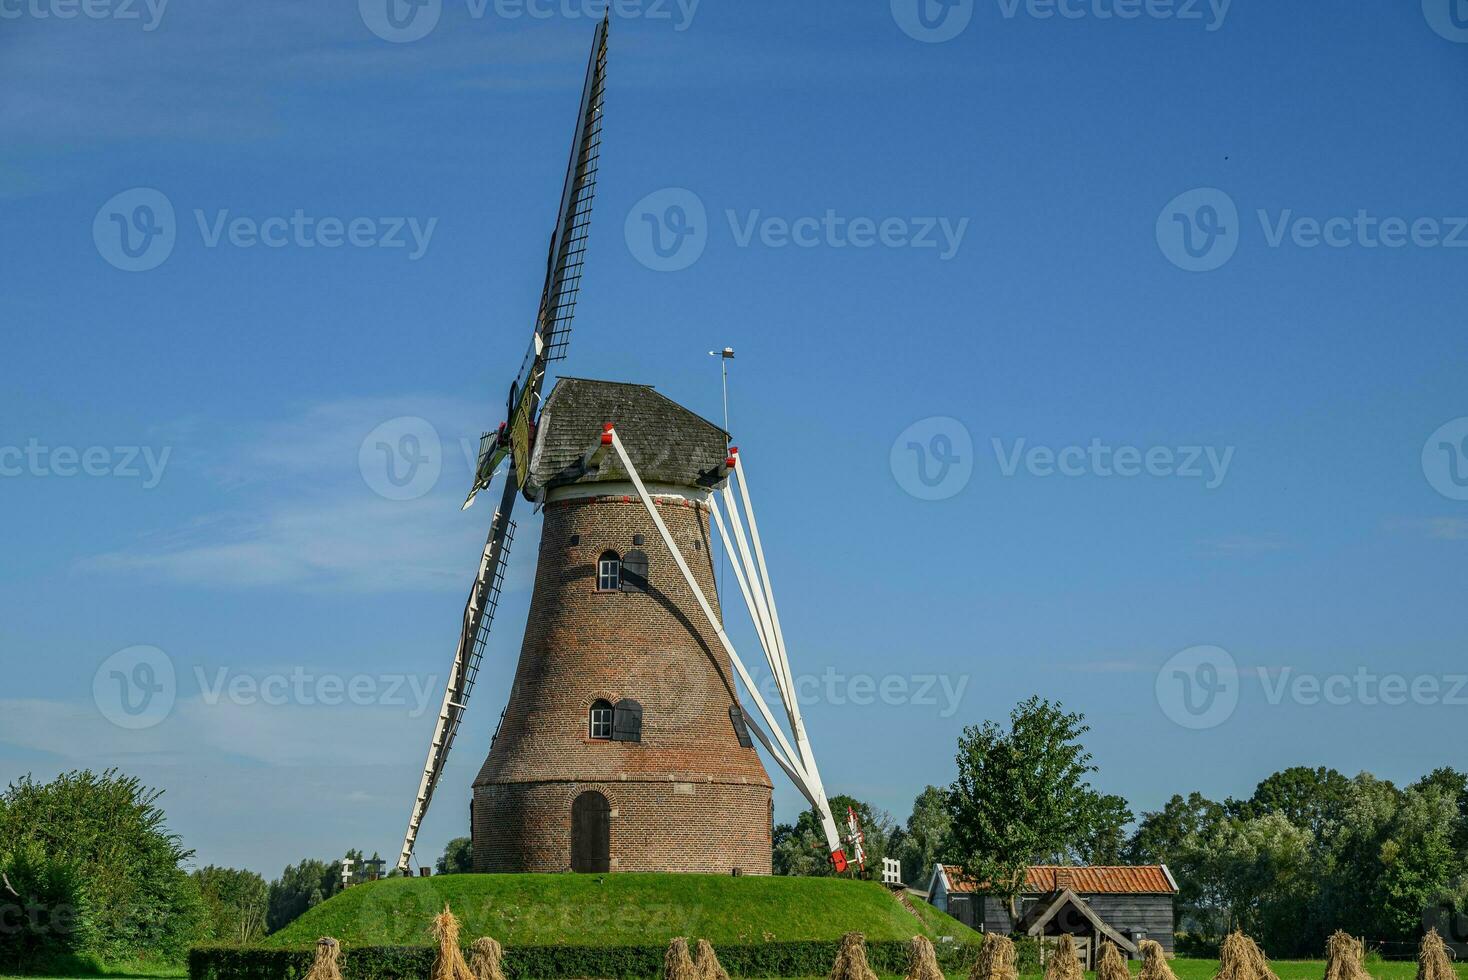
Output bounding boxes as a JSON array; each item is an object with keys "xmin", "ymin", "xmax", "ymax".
[
  {"xmin": 0, "ymin": 956, "xmax": 188, "ymax": 980},
  {"xmin": 261, "ymin": 873, "xmax": 980, "ymax": 950}
]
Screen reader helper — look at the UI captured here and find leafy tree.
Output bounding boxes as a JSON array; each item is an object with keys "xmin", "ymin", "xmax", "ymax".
[
  {"xmin": 436, "ymin": 838, "xmax": 474, "ymax": 875},
  {"xmin": 1076, "ymin": 793, "xmax": 1134, "ymax": 866},
  {"xmin": 773, "ymin": 795, "xmax": 894, "ymax": 878},
  {"xmin": 1229, "ymin": 766, "xmax": 1352, "ymax": 838},
  {"xmin": 893, "ymin": 786, "xmax": 951, "ymax": 887},
  {"xmin": 1125, "ymin": 792, "xmax": 1228, "ymax": 929},
  {"xmin": 0, "ymin": 841, "xmax": 96, "ymax": 973},
  {"xmin": 193, "ymin": 866, "xmax": 267, "ymax": 945},
  {"xmin": 0, "ymin": 770, "xmax": 202, "ymax": 962},
  {"xmin": 1195, "ymin": 813, "xmax": 1316, "ymax": 949},
  {"xmin": 265, "ymin": 859, "xmax": 336, "ymax": 933},
  {"xmin": 944, "ymin": 696, "xmax": 1119, "ymax": 918}
]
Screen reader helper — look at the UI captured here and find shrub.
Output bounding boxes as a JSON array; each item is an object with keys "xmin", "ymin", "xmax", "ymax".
[{"xmin": 0, "ymin": 841, "xmax": 96, "ymax": 974}]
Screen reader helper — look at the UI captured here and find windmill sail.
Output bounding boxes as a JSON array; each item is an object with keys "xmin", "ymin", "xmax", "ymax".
[
  {"xmin": 398, "ymin": 18, "xmax": 609, "ymax": 872},
  {"xmin": 473, "ymin": 14, "xmax": 608, "ymax": 503}
]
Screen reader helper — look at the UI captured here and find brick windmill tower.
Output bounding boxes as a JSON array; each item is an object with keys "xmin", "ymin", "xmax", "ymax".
[{"xmin": 395, "ymin": 18, "xmax": 850, "ymax": 877}]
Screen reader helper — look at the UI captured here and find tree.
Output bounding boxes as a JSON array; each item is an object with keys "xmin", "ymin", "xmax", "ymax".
[
  {"xmin": 1076, "ymin": 793, "xmax": 1134, "ymax": 866},
  {"xmin": 0, "ymin": 841, "xmax": 95, "ymax": 973},
  {"xmin": 1125, "ymin": 792, "xmax": 1228, "ymax": 929},
  {"xmin": 265, "ymin": 859, "xmax": 336, "ymax": 933},
  {"xmin": 893, "ymin": 786, "xmax": 951, "ymax": 887},
  {"xmin": 436, "ymin": 838, "xmax": 473, "ymax": 875},
  {"xmin": 0, "ymin": 770, "xmax": 202, "ymax": 962},
  {"xmin": 1229, "ymin": 766, "xmax": 1352, "ymax": 838},
  {"xmin": 193, "ymin": 867, "xmax": 268, "ymax": 945},
  {"xmin": 944, "ymin": 696, "xmax": 1120, "ymax": 919},
  {"xmin": 773, "ymin": 795, "xmax": 894, "ymax": 878}
]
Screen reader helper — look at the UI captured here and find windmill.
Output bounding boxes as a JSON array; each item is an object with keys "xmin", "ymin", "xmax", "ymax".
[{"xmin": 399, "ymin": 16, "xmax": 850, "ymax": 876}]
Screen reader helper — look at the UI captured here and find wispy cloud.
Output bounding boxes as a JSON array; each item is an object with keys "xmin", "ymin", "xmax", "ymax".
[
  {"xmin": 1196, "ymin": 534, "xmax": 1288, "ymax": 557},
  {"xmin": 1387, "ymin": 517, "xmax": 1468, "ymax": 542},
  {"xmin": 76, "ymin": 395, "xmax": 521, "ymax": 593}
]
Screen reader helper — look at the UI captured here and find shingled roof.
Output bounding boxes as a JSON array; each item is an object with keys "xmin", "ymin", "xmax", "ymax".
[
  {"xmin": 939, "ymin": 864, "xmax": 1178, "ymax": 896},
  {"xmin": 528, "ymin": 378, "xmax": 729, "ymax": 494}
]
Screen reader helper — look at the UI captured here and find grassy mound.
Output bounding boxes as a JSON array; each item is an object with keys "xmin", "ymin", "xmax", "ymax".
[{"xmin": 262, "ymin": 874, "xmax": 977, "ymax": 949}]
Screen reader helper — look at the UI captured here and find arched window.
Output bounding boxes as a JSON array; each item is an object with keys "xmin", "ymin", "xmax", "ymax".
[
  {"xmin": 621, "ymin": 550, "xmax": 649, "ymax": 593},
  {"xmin": 588, "ymin": 699, "xmax": 613, "ymax": 740},
  {"xmin": 597, "ymin": 551, "xmax": 621, "ymax": 591}
]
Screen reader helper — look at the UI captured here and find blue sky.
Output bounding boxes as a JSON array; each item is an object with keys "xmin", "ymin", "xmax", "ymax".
[{"xmin": 2, "ymin": 0, "xmax": 1467, "ymax": 876}]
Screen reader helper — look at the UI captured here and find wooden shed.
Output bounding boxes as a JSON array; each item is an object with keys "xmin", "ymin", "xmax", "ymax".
[{"xmin": 926, "ymin": 864, "xmax": 1179, "ymax": 962}]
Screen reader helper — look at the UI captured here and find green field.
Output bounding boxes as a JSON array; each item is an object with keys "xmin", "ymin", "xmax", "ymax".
[{"xmin": 262, "ymin": 873, "xmax": 980, "ymax": 949}]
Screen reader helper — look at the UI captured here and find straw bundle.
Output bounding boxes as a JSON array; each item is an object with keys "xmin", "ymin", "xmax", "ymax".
[
  {"xmin": 304, "ymin": 938, "xmax": 344, "ymax": 980},
  {"xmin": 1323, "ymin": 932, "xmax": 1373, "ymax": 980},
  {"xmin": 1097, "ymin": 940, "xmax": 1130, "ymax": 980},
  {"xmin": 904, "ymin": 935, "xmax": 946, "ymax": 980},
  {"xmin": 469, "ymin": 937, "xmax": 507, "ymax": 980},
  {"xmin": 1215, "ymin": 932, "xmax": 1280, "ymax": 980},
  {"xmin": 829, "ymin": 931, "xmax": 879, "ymax": 980},
  {"xmin": 693, "ymin": 939, "xmax": 729, "ymax": 980},
  {"xmin": 969, "ymin": 933, "xmax": 1018, "ymax": 980},
  {"xmin": 430, "ymin": 906, "xmax": 475, "ymax": 980},
  {"xmin": 665, "ymin": 938, "xmax": 699, "ymax": 980},
  {"xmin": 1418, "ymin": 929, "xmax": 1455, "ymax": 980},
  {"xmin": 1138, "ymin": 940, "xmax": 1179, "ymax": 980},
  {"xmin": 1043, "ymin": 935, "xmax": 1083, "ymax": 980}
]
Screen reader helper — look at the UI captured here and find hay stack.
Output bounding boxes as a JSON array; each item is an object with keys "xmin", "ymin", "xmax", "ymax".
[
  {"xmin": 469, "ymin": 937, "xmax": 507, "ymax": 980},
  {"xmin": 1138, "ymin": 940, "xmax": 1178, "ymax": 980},
  {"xmin": 904, "ymin": 935, "xmax": 946, "ymax": 980},
  {"xmin": 829, "ymin": 932, "xmax": 880, "ymax": 980},
  {"xmin": 970, "ymin": 933, "xmax": 1018, "ymax": 980},
  {"xmin": 1418, "ymin": 929, "xmax": 1455, "ymax": 980},
  {"xmin": 1215, "ymin": 932, "xmax": 1280, "ymax": 980},
  {"xmin": 666, "ymin": 938, "xmax": 699, "ymax": 980},
  {"xmin": 304, "ymin": 938, "xmax": 344, "ymax": 980},
  {"xmin": 693, "ymin": 939, "xmax": 730, "ymax": 980},
  {"xmin": 1097, "ymin": 940, "xmax": 1130, "ymax": 980},
  {"xmin": 430, "ymin": 906, "xmax": 476, "ymax": 980},
  {"xmin": 1323, "ymin": 932, "xmax": 1373, "ymax": 980},
  {"xmin": 1043, "ymin": 935, "xmax": 1083, "ymax": 980}
]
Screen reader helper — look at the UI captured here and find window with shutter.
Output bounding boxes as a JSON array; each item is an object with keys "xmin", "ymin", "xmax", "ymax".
[
  {"xmin": 621, "ymin": 550, "xmax": 649, "ymax": 593},
  {"xmin": 612, "ymin": 699, "xmax": 643, "ymax": 743},
  {"xmin": 596, "ymin": 551, "xmax": 621, "ymax": 591},
  {"xmin": 588, "ymin": 699, "xmax": 613, "ymax": 740},
  {"xmin": 728, "ymin": 705, "xmax": 753, "ymax": 748}
]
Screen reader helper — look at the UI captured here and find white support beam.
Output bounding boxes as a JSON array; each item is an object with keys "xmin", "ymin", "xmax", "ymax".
[
  {"xmin": 604, "ymin": 429, "xmax": 813, "ymax": 793},
  {"xmin": 709, "ymin": 497, "xmax": 789, "ymax": 711}
]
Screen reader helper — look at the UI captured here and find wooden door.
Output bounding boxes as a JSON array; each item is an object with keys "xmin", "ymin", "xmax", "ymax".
[{"xmin": 571, "ymin": 791, "xmax": 611, "ymax": 872}]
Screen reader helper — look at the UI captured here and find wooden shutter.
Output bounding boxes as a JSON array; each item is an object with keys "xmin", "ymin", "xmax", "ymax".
[
  {"xmin": 621, "ymin": 550, "xmax": 649, "ymax": 593},
  {"xmin": 612, "ymin": 699, "xmax": 643, "ymax": 743},
  {"xmin": 728, "ymin": 705, "xmax": 753, "ymax": 748}
]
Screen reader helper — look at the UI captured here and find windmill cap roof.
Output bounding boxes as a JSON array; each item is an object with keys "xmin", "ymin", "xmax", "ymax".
[{"xmin": 531, "ymin": 377, "xmax": 729, "ymax": 493}]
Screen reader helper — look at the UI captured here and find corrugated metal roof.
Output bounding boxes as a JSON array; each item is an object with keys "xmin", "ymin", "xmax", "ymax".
[{"xmin": 941, "ymin": 864, "xmax": 1178, "ymax": 895}]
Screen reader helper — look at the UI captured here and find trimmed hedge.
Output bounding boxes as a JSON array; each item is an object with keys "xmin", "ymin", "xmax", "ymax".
[{"xmin": 190, "ymin": 937, "xmax": 981, "ymax": 980}]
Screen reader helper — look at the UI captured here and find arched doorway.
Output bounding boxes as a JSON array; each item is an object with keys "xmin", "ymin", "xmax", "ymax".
[{"xmin": 570, "ymin": 791, "xmax": 611, "ymax": 872}]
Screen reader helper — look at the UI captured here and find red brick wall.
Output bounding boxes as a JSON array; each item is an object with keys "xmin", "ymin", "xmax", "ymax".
[{"xmin": 472, "ymin": 492, "xmax": 774, "ymax": 874}]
